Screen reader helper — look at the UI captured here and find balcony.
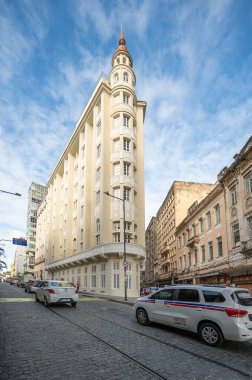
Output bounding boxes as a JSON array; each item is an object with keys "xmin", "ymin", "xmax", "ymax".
[
  {"xmin": 241, "ymin": 239, "xmax": 252, "ymax": 255},
  {"xmin": 186, "ymin": 235, "xmax": 200, "ymax": 248}
]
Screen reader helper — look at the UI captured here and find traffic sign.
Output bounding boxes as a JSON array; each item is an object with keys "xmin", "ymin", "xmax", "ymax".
[
  {"xmin": 13, "ymin": 238, "xmax": 27, "ymax": 246},
  {"xmin": 123, "ymin": 261, "xmax": 128, "ymax": 268}
]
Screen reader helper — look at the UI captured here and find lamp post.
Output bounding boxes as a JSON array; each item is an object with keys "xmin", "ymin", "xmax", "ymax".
[
  {"xmin": 103, "ymin": 191, "xmax": 128, "ymax": 301},
  {"xmin": 0, "ymin": 189, "xmax": 21, "ymax": 196}
]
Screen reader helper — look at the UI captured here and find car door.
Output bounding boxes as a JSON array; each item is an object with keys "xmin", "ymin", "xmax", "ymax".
[
  {"xmin": 148, "ymin": 288, "xmax": 176, "ymax": 326},
  {"xmin": 37, "ymin": 281, "xmax": 48, "ymax": 301},
  {"xmin": 172, "ymin": 288, "xmax": 201, "ymax": 331}
]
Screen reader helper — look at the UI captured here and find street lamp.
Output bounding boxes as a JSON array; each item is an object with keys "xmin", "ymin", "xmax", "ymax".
[
  {"xmin": 0, "ymin": 189, "xmax": 21, "ymax": 196},
  {"xmin": 103, "ymin": 191, "xmax": 128, "ymax": 301}
]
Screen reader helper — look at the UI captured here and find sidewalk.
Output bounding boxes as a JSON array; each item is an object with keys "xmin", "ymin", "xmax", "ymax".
[{"xmin": 79, "ymin": 291, "xmax": 138, "ymax": 306}]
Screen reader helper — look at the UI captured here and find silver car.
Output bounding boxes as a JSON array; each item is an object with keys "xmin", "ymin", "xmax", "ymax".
[
  {"xmin": 35, "ymin": 280, "xmax": 78, "ymax": 307},
  {"xmin": 134, "ymin": 284, "xmax": 252, "ymax": 346}
]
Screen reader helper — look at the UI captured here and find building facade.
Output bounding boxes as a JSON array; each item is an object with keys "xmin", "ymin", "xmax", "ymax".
[
  {"xmin": 145, "ymin": 217, "xmax": 158, "ymax": 286},
  {"xmin": 155, "ymin": 181, "xmax": 216, "ymax": 286},
  {"xmin": 218, "ymin": 137, "xmax": 252, "ymax": 292},
  {"xmin": 176, "ymin": 185, "xmax": 229, "ymax": 284},
  {"xmin": 36, "ymin": 29, "xmax": 146, "ymax": 297},
  {"xmin": 26, "ymin": 182, "xmax": 47, "ymax": 276},
  {"xmin": 13, "ymin": 246, "xmax": 27, "ymax": 276}
]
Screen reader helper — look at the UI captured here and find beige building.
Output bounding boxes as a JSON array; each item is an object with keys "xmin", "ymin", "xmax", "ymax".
[
  {"xmin": 218, "ymin": 136, "xmax": 252, "ymax": 292},
  {"xmin": 36, "ymin": 28, "xmax": 146, "ymax": 297},
  {"xmin": 13, "ymin": 245, "xmax": 27, "ymax": 276},
  {"xmin": 156, "ymin": 181, "xmax": 216, "ymax": 286},
  {"xmin": 145, "ymin": 217, "xmax": 158, "ymax": 286},
  {"xmin": 176, "ymin": 184, "xmax": 229, "ymax": 284}
]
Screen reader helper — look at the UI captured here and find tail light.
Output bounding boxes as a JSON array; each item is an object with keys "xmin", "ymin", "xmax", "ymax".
[
  {"xmin": 225, "ymin": 308, "xmax": 248, "ymax": 317},
  {"xmin": 47, "ymin": 289, "xmax": 55, "ymax": 294}
]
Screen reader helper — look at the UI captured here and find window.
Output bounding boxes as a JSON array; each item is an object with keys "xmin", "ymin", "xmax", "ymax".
[
  {"xmin": 97, "ymin": 120, "xmax": 101, "ymax": 136},
  {"xmin": 153, "ymin": 289, "xmax": 176, "ymax": 300},
  {"xmin": 217, "ymin": 237, "xmax": 223, "ymax": 256},
  {"xmin": 123, "ymin": 93, "xmax": 129, "ymax": 104},
  {"xmin": 199, "ymin": 218, "xmax": 204, "ymax": 234},
  {"xmin": 123, "ymin": 115, "xmax": 129, "ymax": 127},
  {"xmin": 113, "ymin": 261, "xmax": 119, "ymax": 270},
  {"xmin": 101, "ymin": 263, "xmax": 106, "ymax": 272},
  {"xmin": 245, "ymin": 171, "xmax": 252, "ymax": 195},
  {"xmin": 247, "ymin": 217, "xmax": 252, "ymax": 239},
  {"xmin": 101, "ymin": 274, "xmax": 106, "ymax": 288},
  {"xmin": 96, "ymin": 167, "xmax": 101, "ymax": 182},
  {"xmin": 97, "ymin": 144, "xmax": 101, "ymax": 158},
  {"xmin": 113, "ymin": 188, "xmax": 120, "ymax": 198},
  {"xmin": 201, "ymin": 245, "xmax": 205, "ymax": 262},
  {"xmin": 208, "ymin": 241, "xmax": 213, "ymax": 261},
  {"xmin": 113, "ymin": 163, "xmax": 120, "ymax": 176},
  {"xmin": 113, "ymin": 116, "xmax": 120, "ymax": 128},
  {"xmin": 96, "ymin": 191, "xmax": 100, "ymax": 206},
  {"xmin": 123, "ymin": 72, "xmax": 128, "ymax": 82},
  {"xmin": 123, "ymin": 188, "xmax": 130, "ymax": 201},
  {"xmin": 96, "ymin": 218, "xmax": 100, "ymax": 233},
  {"xmin": 176, "ymin": 289, "xmax": 200, "ymax": 302},
  {"xmin": 125, "ymin": 234, "xmax": 132, "ymax": 243},
  {"xmin": 113, "ymin": 139, "xmax": 120, "ymax": 152},
  {"xmin": 232, "ymin": 223, "xmax": 240, "ymax": 245},
  {"xmin": 215, "ymin": 204, "xmax": 221, "ymax": 224},
  {"xmin": 113, "ymin": 274, "xmax": 120, "ymax": 288},
  {"xmin": 206, "ymin": 212, "xmax": 211, "ymax": 230},
  {"xmin": 124, "ymin": 162, "xmax": 130, "ymax": 176},
  {"xmin": 114, "ymin": 73, "xmax": 119, "ymax": 83},
  {"xmin": 230, "ymin": 185, "xmax": 237, "ymax": 206},
  {"xmin": 123, "ymin": 139, "xmax": 130, "ymax": 151},
  {"xmin": 113, "ymin": 93, "xmax": 120, "ymax": 105},
  {"xmin": 203, "ymin": 291, "xmax": 225, "ymax": 303},
  {"xmin": 114, "ymin": 233, "xmax": 120, "ymax": 242},
  {"xmin": 96, "ymin": 235, "xmax": 100, "ymax": 245},
  {"xmin": 125, "ymin": 222, "xmax": 131, "ymax": 231},
  {"xmin": 113, "ymin": 221, "xmax": 120, "ymax": 230},
  {"xmin": 126, "ymin": 274, "xmax": 131, "ymax": 289}
]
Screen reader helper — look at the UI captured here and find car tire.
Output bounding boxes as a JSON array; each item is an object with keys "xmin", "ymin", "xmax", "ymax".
[
  {"xmin": 35, "ymin": 294, "xmax": 39, "ymax": 303},
  {"xmin": 199, "ymin": 322, "xmax": 224, "ymax": 347},
  {"xmin": 44, "ymin": 297, "xmax": 49, "ymax": 308},
  {"xmin": 136, "ymin": 308, "xmax": 149, "ymax": 326},
  {"xmin": 71, "ymin": 302, "xmax": 77, "ymax": 307},
  {"xmin": 25, "ymin": 288, "xmax": 27, "ymax": 292}
]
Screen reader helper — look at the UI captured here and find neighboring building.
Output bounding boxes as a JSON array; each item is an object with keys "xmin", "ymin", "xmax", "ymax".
[
  {"xmin": 36, "ymin": 28, "xmax": 146, "ymax": 297},
  {"xmin": 13, "ymin": 246, "xmax": 27, "ymax": 276},
  {"xmin": 176, "ymin": 184, "xmax": 229, "ymax": 284},
  {"xmin": 145, "ymin": 217, "xmax": 158, "ymax": 286},
  {"xmin": 35, "ymin": 197, "xmax": 48, "ymax": 280},
  {"xmin": 26, "ymin": 182, "xmax": 47, "ymax": 276},
  {"xmin": 156, "ymin": 181, "xmax": 216, "ymax": 286},
  {"xmin": 218, "ymin": 136, "xmax": 252, "ymax": 292}
]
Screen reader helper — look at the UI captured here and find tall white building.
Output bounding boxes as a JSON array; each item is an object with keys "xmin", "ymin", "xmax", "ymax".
[{"xmin": 36, "ymin": 28, "xmax": 146, "ymax": 297}]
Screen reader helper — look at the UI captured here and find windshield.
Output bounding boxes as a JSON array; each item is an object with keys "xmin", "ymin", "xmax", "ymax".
[
  {"xmin": 51, "ymin": 281, "xmax": 75, "ymax": 288},
  {"xmin": 234, "ymin": 290, "xmax": 252, "ymax": 306}
]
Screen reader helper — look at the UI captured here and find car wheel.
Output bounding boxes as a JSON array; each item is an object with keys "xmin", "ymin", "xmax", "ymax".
[
  {"xmin": 44, "ymin": 297, "xmax": 49, "ymax": 307},
  {"xmin": 136, "ymin": 308, "xmax": 149, "ymax": 326},
  {"xmin": 71, "ymin": 302, "xmax": 77, "ymax": 307},
  {"xmin": 199, "ymin": 322, "xmax": 224, "ymax": 347},
  {"xmin": 25, "ymin": 288, "xmax": 27, "ymax": 292},
  {"xmin": 35, "ymin": 294, "xmax": 40, "ymax": 303}
]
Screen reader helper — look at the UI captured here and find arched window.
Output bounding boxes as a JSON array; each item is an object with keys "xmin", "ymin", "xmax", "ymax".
[
  {"xmin": 114, "ymin": 73, "xmax": 119, "ymax": 83},
  {"xmin": 96, "ymin": 218, "xmax": 100, "ymax": 233},
  {"xmin": 123, "ymin": 72, "xmax": 128, "ymax": 82}
]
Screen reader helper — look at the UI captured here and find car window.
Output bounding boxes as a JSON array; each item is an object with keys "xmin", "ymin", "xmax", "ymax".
[
  {"xmin": 176, "ymin": 289, "xmax": 200, "ymax": 302},
  {"xmin": 41, "ymin": 282, "xmax": 48, "ymax": 288},
  {"xmin": 233, "ymin": 290, "xmax": 252, "ymax": 306},
  {"xmin": 51, "ymin": 281, "xmax": 74, "ymax": 288},
  {"xmin": 153, "ymin": 289, "xmax": 176, "ymax": 300},
  {"xmin": 202, "ymin": 290, "xmax": 225, "ymax": 303}
]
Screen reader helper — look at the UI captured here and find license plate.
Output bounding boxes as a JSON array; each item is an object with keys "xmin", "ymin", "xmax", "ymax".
[{"xmin": 60, "ymin": 298, "xmax": 70, "ymax": 302}]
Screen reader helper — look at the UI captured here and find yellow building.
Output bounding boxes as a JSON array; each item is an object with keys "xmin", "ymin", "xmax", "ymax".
[{"xmin": 36, "ymin": 28, "xmax": 146, "ymax": 297}]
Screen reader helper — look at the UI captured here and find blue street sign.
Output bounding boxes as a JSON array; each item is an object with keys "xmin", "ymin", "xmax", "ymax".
[{"xmin": 12, "ymin": 238, "xmax": 27, "ymax": 246}]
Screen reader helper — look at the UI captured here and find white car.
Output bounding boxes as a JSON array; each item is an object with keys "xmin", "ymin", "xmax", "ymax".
[
  {"xmin": 36, "ymin": 280, "xmax": 78, "ymax": 307},
  {"xmin": 133, "ymin": 284, "xmax": 252, "ymax": 346}
]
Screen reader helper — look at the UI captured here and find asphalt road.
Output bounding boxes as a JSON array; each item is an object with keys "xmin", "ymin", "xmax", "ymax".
[{"xmin": 0, "ymin": 282, "xmax": 252, "ymax": 380}]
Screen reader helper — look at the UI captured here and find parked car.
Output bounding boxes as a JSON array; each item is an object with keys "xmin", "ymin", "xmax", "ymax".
[
  {"xmin": 35, "ymin": 280, "xmax": 78, "ymax": 307},
  {"xmin": 11, "ymin": 279, "xmax": 19, "ymax": 286},
  {"xmin": 25, "ymin": 280, "xmax": 43, "ymax": 293},
  {"xmin": 149, "ymin": 287, "xmax": 159, "ymax": 293},
  {"xmin": 134, "ymin": 284, "xmax": 252, "ymax": 347},
  {"xmin": 140, "ymin": 287, "xmax": 151, "ymax": 296}
]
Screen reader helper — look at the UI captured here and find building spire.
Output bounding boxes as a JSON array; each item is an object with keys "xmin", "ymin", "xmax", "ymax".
[{"xmin": 117, "ymin": 24, "xmax": 127, "ymax": 52}]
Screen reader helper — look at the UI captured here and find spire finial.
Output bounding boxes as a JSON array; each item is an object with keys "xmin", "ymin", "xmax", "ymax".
[{"xmin": 117, "ymin": 24, "xmax": 127, "ymax": 52}]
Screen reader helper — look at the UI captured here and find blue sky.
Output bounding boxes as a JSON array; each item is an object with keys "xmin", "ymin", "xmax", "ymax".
[{"xmin": 1, "ymin": 0, "xmax": 252, "ymax": 270}]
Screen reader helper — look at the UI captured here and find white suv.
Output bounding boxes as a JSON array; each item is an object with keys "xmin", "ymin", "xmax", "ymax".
[{"xmin": 133, "ymin": 284, "xmax": 252, "ymax": 346}]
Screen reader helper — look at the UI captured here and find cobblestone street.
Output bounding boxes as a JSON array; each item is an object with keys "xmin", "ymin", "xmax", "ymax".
[{"xmin": 0, "ymin": 283, "xmax": 252, "ymax": 380}]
